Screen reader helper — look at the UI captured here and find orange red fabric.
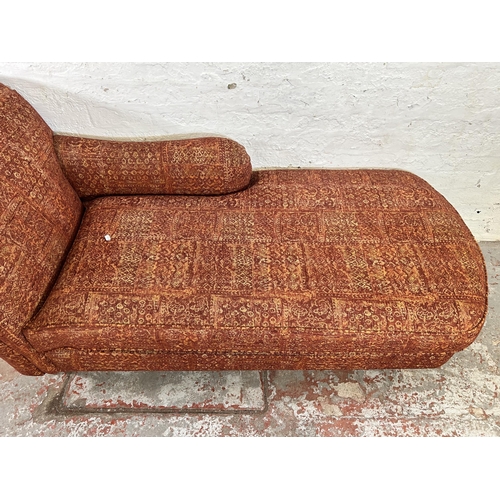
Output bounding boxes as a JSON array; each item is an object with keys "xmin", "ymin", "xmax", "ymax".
[
  {"xmin": 0, "ymin": 82, "xmax": 488, "ymax": 375},
  {"xmin": 24, "ymin": 169, "xmax": 487, "ymax": 372},
  {"xmin": 54, "ymin": 135, "xmax": 252, "ymax": 198},
  {"xmin": 0, "ymin": 83, "xmax": 82, "ymax": 374}
]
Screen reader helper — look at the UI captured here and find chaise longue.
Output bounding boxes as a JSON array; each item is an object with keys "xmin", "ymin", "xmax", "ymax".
[{"xmin": 0, "ymin": 82, "xmax": 488, "ymax": 376}]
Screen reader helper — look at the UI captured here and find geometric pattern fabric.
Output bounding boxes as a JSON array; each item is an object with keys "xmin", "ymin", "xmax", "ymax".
[
  {"xmin": 24, "ymin": 169, "xmax": 488, "ymax": 372},
  {"xmin": 54, "ymin": 135, "xmax": 252, "ymax": 197},
  {"xmin": 0, "ymin": 83, "xmax": 82, "ymax": 375}
]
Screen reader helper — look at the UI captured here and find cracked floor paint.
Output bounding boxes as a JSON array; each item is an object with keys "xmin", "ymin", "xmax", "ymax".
[
  {"xmin": 1, "ymin": 241, "xmax": 499, "ymax": 437},
  {"xmin": 62, "ymin": 371, "xmax": 266, "ymax": 412}
]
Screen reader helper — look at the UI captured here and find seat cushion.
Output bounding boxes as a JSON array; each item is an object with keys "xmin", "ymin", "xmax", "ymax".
[{"xmin": 23, "ymin": 169, "xmax": 488, "ymax": 371}]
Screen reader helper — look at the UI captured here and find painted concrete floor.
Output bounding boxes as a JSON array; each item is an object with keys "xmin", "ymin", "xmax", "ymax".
[{"xmin": 1, "ymin": 242, "xmax": 498, "ymax": 437}]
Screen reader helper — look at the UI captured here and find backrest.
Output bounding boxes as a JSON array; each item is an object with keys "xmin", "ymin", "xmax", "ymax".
[{"xmin": 0, "ymin": 83, "xmax": 82, "ymax": 345}]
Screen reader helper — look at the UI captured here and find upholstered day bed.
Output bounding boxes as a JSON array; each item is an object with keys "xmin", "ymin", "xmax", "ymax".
[{"xmin": 0, "ymin": 82, "xmax": 488, "ymax": 376}]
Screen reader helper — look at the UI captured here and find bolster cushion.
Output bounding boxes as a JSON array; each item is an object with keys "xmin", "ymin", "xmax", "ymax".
[{"xmin": 54, "ymin": 135, "xmax": 253, "ymax": 198}]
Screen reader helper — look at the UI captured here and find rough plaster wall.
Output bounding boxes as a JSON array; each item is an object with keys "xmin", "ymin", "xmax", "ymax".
[{"xmin": 0, "ymin": 62, "xmax": 498, "ymax": 240}]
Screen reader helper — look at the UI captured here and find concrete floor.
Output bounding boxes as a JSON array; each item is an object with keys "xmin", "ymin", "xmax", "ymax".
[{"xmin": 1, "ymin": 241, "xmax": 498, "ymax": 437}]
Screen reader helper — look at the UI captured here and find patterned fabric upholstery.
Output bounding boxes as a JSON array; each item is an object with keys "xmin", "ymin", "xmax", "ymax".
[
  {"xmin": 54, "ymin": 135, "xmax": 252, "ymax": 198},
  {"xmin": 24, "ymin": 169, "xmax": 488, "ymax": 372},
  {"xmin": 0, "ymin": 83, "xmax": 83, "ymax": 374}
]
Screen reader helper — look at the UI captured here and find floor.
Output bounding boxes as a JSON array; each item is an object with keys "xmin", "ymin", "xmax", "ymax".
[{"xmin": 1, "ymin": 242, "xmax": 498, "ymax": 437}]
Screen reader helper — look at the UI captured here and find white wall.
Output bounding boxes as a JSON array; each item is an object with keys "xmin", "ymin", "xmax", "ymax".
[{"xmin": 1, "ymin": 62, "xmax": 498, "ymax": 240}]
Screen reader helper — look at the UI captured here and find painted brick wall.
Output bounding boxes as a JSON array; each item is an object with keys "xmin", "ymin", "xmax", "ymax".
[{"xmin": 1, "ymin": 62, "xmax": 498, "ymax": 240}]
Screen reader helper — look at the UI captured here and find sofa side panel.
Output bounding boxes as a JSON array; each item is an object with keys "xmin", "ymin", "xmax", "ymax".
[
  {"xmin": 0, "ymin": 83, "xmax": 83, "ymax": 375},
  {"xmin": 45, "ymin": 347, "xmax": 454, "ymax": 372},
  {"xmin": 0, "ymin": 342, "xmax": 45, "ymax": 376}
]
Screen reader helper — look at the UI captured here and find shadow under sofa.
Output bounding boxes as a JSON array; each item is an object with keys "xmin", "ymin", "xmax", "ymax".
[{"xmin": 0, "ymin": 83, "xmax": 488, "ymax": 376}]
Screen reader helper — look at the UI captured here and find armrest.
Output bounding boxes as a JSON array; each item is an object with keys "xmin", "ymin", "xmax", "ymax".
[{"xmin": 53, "ymin": 135, "xmax": 252, "ymax": 198}]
